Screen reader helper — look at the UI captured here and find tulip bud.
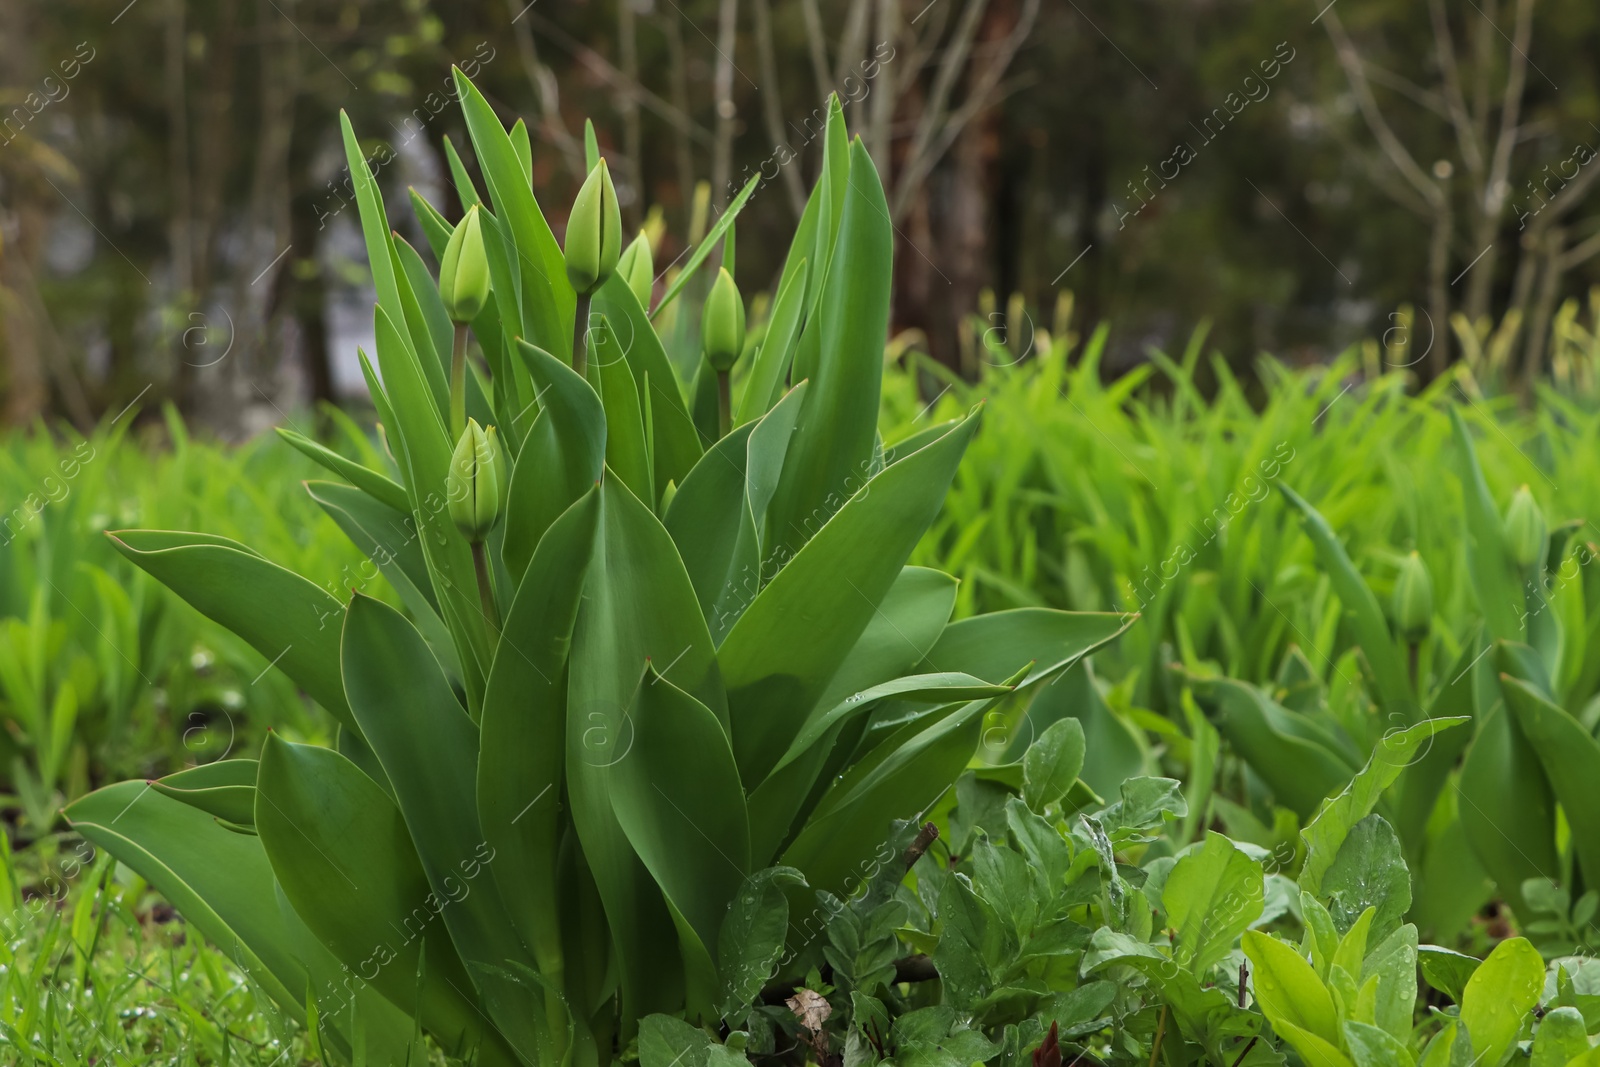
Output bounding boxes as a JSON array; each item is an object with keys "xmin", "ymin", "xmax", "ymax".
[
  {"xmin": 702, "ymin": 267, "xmax": 746, "ymax": 373},
  {"xmin": 619, "ymin": 231, "xmax": 654, "ymax": 310},
  {"xmin": 439, "ymin": 205, "xmax": 491, "ymax": 324},
  {"xmin": 446, "ymin": 419, "xmax": 504, "ymax": 543},
  {"xmin": 1504, "ymin": 485, "xmax": 1546, "ymax": 570},
  {"xmin": 565, "ymin": 159, "xmax": 621, "ymax": 296},
  {"xmin": 1392, "ymin": 551, "xmax": 1433, "ymax": 643}
]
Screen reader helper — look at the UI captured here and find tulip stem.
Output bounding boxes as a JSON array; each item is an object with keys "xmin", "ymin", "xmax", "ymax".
[
  {"xmin": 573, "ymin": 294, "xmax": 592, "ymax": 379},
  {"xmin": 716, "ymin": 369, "xmax": 732, "ymax": 438},
  {"xmin": 471, "ymin": 541, "xmax": 500, "ymax": 639},
  {"xmin": 450, "ymin": 323, "xmax": 469, "ymax": 440}
]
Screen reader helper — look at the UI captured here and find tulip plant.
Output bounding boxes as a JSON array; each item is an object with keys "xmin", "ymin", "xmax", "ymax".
[
  {"xmin": 63, "ymin": 72, "xmax": 1130, "ymax": 1066},
  {"xmin": 1187, "ymin": 407, "xmax": 1600, "ymax": 941}
]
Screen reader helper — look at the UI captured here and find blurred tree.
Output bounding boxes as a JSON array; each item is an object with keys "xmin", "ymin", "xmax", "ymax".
[{"xmin": 3, "ymin": 0, "xmax": 1599, "ymax": 428}]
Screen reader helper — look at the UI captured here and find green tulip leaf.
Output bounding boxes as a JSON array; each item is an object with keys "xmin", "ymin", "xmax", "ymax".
[
  {"xmin": 150, "ymin": 758, "xmax": 258, "ymax": 826},
  {"xmin": 107, "ymin": 530, "xmax": 355, "ymax": 733}
]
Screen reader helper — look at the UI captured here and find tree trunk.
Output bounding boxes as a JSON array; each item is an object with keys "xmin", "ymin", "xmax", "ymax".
[
  {"xmin": 1426, "ymin": 197, "xmax": 1453, "ymax": 377},
  {"xmin": 0, "ymin": 0, "xmax": 47, "ymax": 426},
  {"xmin": 1522, "ymin": 225, "xmax": 1565, "ymax": 391}
]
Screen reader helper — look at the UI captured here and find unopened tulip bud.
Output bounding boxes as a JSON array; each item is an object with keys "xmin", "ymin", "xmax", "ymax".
[
  {"xmin": 702, "ymin": 267, "xmax": 746, "ymax": 374},
  {"xmin": 1392, "ymin": 551, "xmax": 1433, "ymax": 642},
  {"xmin": 619, "ymin": 231, "xmax": 654, "ymax": 310},
  {"xmin": 565, "ymin": 159, "xmax": 621, "ymax": 297},
  {"xmin": 446, "ymin": 419, "xmax": 504, "ymax": 543},
  {"xmin": 439, "ymin": 205, "xmax": 490, "ymax": 324},
  {"xmin": 1504, "ymin": 485, "xmax": 1546, "ymax": 570}
]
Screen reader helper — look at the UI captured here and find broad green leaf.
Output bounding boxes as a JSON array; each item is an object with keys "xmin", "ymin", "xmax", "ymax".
[
  {"xmin": 478, "ymin": 490, "xmax": 598, "ymax": 1013},
  {"xmin": 763, "ymin": 138, "xmax": 891, "ymax": 562},
  {"xmin": 453, "ymin": 67, "xmax": 572, "ymax": 359},
  {"xmin": 1395, "ymin": 640, "xmax": 1478, "ymax": 848},
  {"xmin": 650, "ymin": 173, "xmax": 761, "ymax": 322},
  {"xmin": 638, "ymin": 1014, "xmax": 715, "ymax": 1067},
  {"xmin": 1332, "ymin": 907, "xmax": 1375, "ymax": 979},
  {"xmin": 567, "ymin": 475, "xmax": 726, "ymax": 1029},
  {"xmin": 813, "ymin": 564, "xmax": 958, "ymax": 713},
  {"xmin": 1500, "ymin": 674, "xmax": 1600, "ymax": 891},
  {"xmin": 716, "ymin": 866, "xmax": 806, "ymax": 1021},
  {"xmin": 916, "ymin": 608, "xmax": 1134, "ymax": 688},
  {"xmin": 1300, "ymin": 717, "xmax": 1468, "ymax": 897},
  {"xmin": 341, "ymin": 594, "xmax": 538, "ymax": 1010},
  {"xmin": 390, "ymin": 236, "xmax": 453, "ymax": 412},
  {"xmin": 776, "ymin": 672, "xmax": 1012, "ymax": 779},
  {"xmin": 254, "ymin": 735, "xmax": 515, "ymax": 1065},
  {"xmin": 1458, "ymin": 699, "xmax": 1558, "ymax": 921},
  {"xmin": 1450, "ymin": 407, "xmax": 1525, "ymax": 641},
  {"xmin": 1418, "ymin": 946, "xmax": 1479, "ymax": 1004},
  {"xmin": 721, "ymin": 411, "xmax": 980, "ymax": 785},
  {"xmin": 505, "ymin": 341, "xmax": 606, "ymax": 581},
  {"xmin": 1194, "ymin": 676, "xmax": 1357, "ymax": 819},
  {"xmin": 1343, "ymin": 1020, "xmax": 1415, "ymax": 1067},
  {"xmin": 1361, "ymin": 923, "xmax": 1419, "ymax": 1042},
  {"xmin": 665, "ymin": 415, "xmax": 762, "ymax": 639},
  {"xmin": 593, "ymin": 272, "xmax": 704, "ymax": 496},
  {"xmin": 1322, "ymin": 815, "xmax": 1410, "ymax": 939},
  {"xmin": 276, "ymin": 428, "xmax": 409, "ymax": 513},
  {"xmin": 1459, "ymin": 937, "xmax": 1544, "ymax": 1067},
  {"xmin": 1083, "ymin": 928, "xmax": 1260, "ymax": 1046},
  {"xmin": 1166, "ymin": 831, "xmax": 1265, "ymax": 976},
  {"xmin": 107, "ymin": 531, "xmax": 355, "ymax": 733},
  {"xmin": 1022, "ymin": 717, "xmax": 1086, "ymax": 814},
  {"xmin": 63, "ymin": 782, "xmax": 306, "ymax": 1022},
  {"xmin": 150, "ymin": 759, "xmax": 257, "ymax": 826},
  {"xmin": 1242, "ymin": 930, "xmax": 1339, "ymax": 1046},
  {"xmin": 932, "ymin": 871, "xmax": 1005, "ymax": 1009},
  {"xmin": 665, "ymin": 384, "xmax": 809, "ymax": 642},
  {"xmin": 1014, "ymin": 659, "xmax": 1146, "ymax": 800},
  {"xmin": 611, "ymin": 666, "xmax": 751, "ymax": 1016},
  {"xmin": 745, "ymin": 565, "xmax": 958, "ymax": 862},
  {"xmin": 372, "ymin": 303, "xmax": 490, "ymax": 706},
  {"xmin": 1280, "ymin": 485, "xmax": 1413, "ymax": 718},
  {"xmin": 1530, "ymin": 1006, "xmax": 1588, "ymax": 1067},
  {"xmin": 340, "ymin": 112, "xmax": 421, "ymax": 372},
  {"xmin": 591, "ymin": 318, "xmax": 655, "ymax": 506},
  {"xmin": 304, "ymin": 480, "xmax": 457, "ymax": 681},
  {"xmin": 782, "ymin": 695, "xmax": 994, "ymax": 898},
  {"xmin": 735, "ymin": 260, "xmax": 809, "ymax": 426}
]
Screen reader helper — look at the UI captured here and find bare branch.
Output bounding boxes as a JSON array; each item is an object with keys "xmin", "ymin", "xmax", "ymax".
[
  {"xmin": 1533, "ymin": 157, "xmax": 1600, "ymax": 231},
  {"xmin": 892, "ymin": 0, "xmax": 991, "ymax": 220},
  {"xmin": 1480, "ymin": 0, "xmax": 1536, "ymax": 221},
  {"xmin": 1558, "ymin": 223, "xmax": 1600, "ymax": 270},
  {"xmin": 1320, "ymin": 6, "xmax": 1442, "ymax": 208},
  {"xmin": 618, "ymin": 0, "xmax": 645, "ymax": 222},
  {"xmin": 528, "ymin": 11, "xmax": 715, "ymax": 147},
  {"xmin": 1361, "ymin": 62, "xmax": 1449, "ymax": 120},
  {"xmin": 893, "ymin": 0, "xmax": 1037, "ymax": 223},
  {"xmin": 711, "ymin": 0, "xmax": 739, "ymax": 208},
  {"xmin": 662, "ymin": 10, "xmax": 698, "ymax": 208},
  {"xmin": 798, "ymin": 0, "xmax": 834, "ymax": 102},
  {"xmin": 897, "ymin": 0, "xmax": 953, "ymax": 97},
  {"xmin": 751, "ymin": 0, "xmax": 807, "ymax": 216},
  {"xmin": 1428, "ymin": 0, "xmax": 1484, "ymax": 174},
  {"xmin": 867, "ymin": 0, "xmax": 900, "ymax": 178},
  {"xmin": 505, "ymin": 0, "xmax": 586, "ymax": 179},
  {"xmin": 834, "ymin": 0, "xmax": 872, "ymax": 90}
]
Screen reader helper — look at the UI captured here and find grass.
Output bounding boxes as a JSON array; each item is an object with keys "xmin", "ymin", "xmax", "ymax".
[
  {"xmin": 10, "ymin": 300, "xmax": 1600, "ymax": 1060},
  {"xmin": 0, "ymin": 406, "xmax": 379, "ymax": 839},
  {"xmin": 884, "ymin": 314, "xmax": 1600, "ymax": 716},
  {"xmin": 0, "ymin": 832, "xmax": 317, "ymax": 1065}
]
